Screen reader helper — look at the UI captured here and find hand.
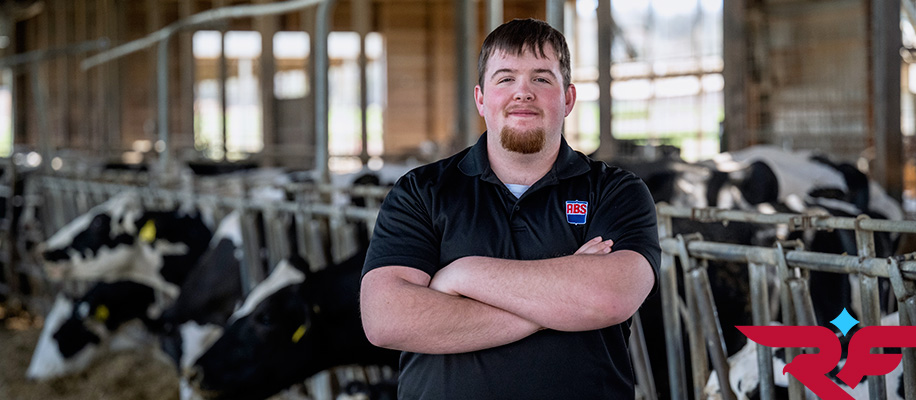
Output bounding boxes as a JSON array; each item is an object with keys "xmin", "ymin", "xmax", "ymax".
[
  {"xmin": 574, "ymin": 236, "xmax": 613, "ymax": 255},
  {"xmin": 429, "ymin": 257, "xmax": 474, "ymax": 296}
]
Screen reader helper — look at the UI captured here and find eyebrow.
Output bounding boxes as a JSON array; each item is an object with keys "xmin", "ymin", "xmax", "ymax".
[{"xmin": 490, "ymin": 68, "xmax": 558, "ymax": 80}]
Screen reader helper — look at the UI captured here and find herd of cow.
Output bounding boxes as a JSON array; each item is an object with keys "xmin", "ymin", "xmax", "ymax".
[
  {"xmin": 25, "ymin": 168, "xmax": 403, "ymax": 400},
  {"xmin": 12, "ymin": 144, "xmax": 913, "ymax": 400}
]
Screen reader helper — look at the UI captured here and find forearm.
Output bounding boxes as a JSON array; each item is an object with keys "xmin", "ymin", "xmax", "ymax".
[
  {"xmin": 360, "ymin": 266, "xmax": 540, "ymax": 354},
  {"xmin": 433, "ymin": 250, "xmax": 654, "ymax": 331}
]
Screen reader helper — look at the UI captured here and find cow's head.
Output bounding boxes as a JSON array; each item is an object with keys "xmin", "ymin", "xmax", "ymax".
[
  {"xmin": 41, "ymin": 193, "xmax": 213, "ymax": 296},
  {"xmin": 186, "ymin": 258, "xmax": 313, "ymax": 400},
  {"xmin": 157, "ymin": 211, "xmax": 245, "ymax": 371},
  {"xmin": 42, "ymin": 192, "xmax": 144, "ymax": 281},
  {"xmin": 27, "ymin": 281, "xmax": 157, "ymax": 380},
  {"xmin": 186, "ymin": 249, "xmax": 398, "ymax": 399}
]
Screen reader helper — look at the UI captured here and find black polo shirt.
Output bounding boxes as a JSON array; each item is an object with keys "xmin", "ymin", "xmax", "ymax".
[{"xmin": 363, "ymin": 133, "xmax": 661, "ymax": 400}]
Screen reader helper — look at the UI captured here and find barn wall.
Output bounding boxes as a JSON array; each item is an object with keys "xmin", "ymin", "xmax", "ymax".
[
  {"xmin": 7, "ymin": 0, "xmax": 549, "ymax": 167},
  {"xmin": 727, "ymin": 0, "xmax": 905, "ymax": 197},
  {"xmin": 727, "ymin": 0, "xmax": 905, "ymax": 196}
]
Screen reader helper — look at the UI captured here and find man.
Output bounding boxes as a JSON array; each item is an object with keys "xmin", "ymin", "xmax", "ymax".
[{"xmin": 360, "ymin": 18, "xmax": 660, "ymax": 399}]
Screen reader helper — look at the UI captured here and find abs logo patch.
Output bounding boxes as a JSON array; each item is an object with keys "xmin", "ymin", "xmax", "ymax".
[{"xmin": 565, "ymin": 200, "xmax": 588, "ymax": 225}]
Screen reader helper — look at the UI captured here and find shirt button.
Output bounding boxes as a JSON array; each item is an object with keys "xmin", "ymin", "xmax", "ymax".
[{"xmin": 514, "ymin": 206, "xmax": 520, "ymax": 211}]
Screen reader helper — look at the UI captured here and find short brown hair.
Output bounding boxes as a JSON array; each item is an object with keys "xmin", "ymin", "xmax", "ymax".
[{"xmin": 477, "ymin": 18, "xmax": 571, "ymax": 91}]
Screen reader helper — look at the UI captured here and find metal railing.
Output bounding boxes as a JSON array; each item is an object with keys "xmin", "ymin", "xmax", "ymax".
[
  {"xmin": 6, "ymin": 171, "xmax": 916, "ymax": 400},
  {"xmin": 12, "ymin": 172, "xmax": 386, "ymax": 309},
  {"xmin": 654, "ymin": 203, "xmax": 916, "ymax": 400}
]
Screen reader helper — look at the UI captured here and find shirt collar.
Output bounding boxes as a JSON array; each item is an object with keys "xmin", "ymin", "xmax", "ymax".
[{"xmin": 458, "ymin": 132, "xmax": 591, "ymax": 184}]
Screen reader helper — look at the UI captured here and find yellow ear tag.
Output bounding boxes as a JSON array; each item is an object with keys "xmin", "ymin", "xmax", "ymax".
[
  {"xmin": 94, "ymin": 304, "xmax": 110, "ymax": 322},
  {"xmin": 139, "ymin": 220, "xmax": 156, "ymax": 243},
  {"xmin": 292, "ymin": 324, "xmax": 307, "ymax": 343}
]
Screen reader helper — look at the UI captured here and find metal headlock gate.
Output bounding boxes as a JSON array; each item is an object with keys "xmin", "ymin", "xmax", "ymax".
[
  {"xmin": 649, "ymin": 204, "xmax": 916, "ymax": 400},
  {"xmin": 7, "ymin": 172, "xmax": 916, "ymax": 400},
  {"xmin": 15, "ymin": 172, "xmax": 388, "ymax": 306},
  {"xmin": 12, "ymin": 172, "xmax": 396, "ymax": 399}
]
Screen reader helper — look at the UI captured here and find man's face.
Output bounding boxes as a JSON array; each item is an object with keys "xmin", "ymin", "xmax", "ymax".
[{"xmin": 475, "ymin": 45, "xmax": 576, "ymax": 154}]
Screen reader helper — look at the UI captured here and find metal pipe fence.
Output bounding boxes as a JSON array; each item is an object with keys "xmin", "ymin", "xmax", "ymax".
[
  {"xmin": 4, "ymin": 172, "xmax": 387, "ymax": 314},
  {"xmin": 654, "ymin": 202, "xmax": 916, "ymax": 400},
  {"xmin": 4, "ymin": 173, "xmax": 916, "ymax": 400}
]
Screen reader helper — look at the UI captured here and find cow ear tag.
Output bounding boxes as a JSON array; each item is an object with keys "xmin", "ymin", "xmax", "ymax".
[
  {"xmin": 292, "ymin": 324, "xmax": 307, "ymax": 343},
  {"xmin": 139, "ymin": 220, "xmax": 157, "ymax": 243},
  {"xmin": 94, "ymin": 304, "xmax": 110, "ymax": 322}
]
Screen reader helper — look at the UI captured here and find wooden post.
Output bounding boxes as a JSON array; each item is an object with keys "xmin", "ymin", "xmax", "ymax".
[
  {"xmin": 256, "ymin": 0, "xmax": 278, "ymax": 166},
  {"xmin": 722, "ymin": 0, "xmax": 748, "ymax": 151},
  {"xmin": 870, "ymin": 0, "xmax": 903, "ymax": 199}
]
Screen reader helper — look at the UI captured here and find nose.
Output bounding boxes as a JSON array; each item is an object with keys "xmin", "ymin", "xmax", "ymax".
[{"xmin": 514, "ymin": 83, "xmax": 534, "ymax": 101}]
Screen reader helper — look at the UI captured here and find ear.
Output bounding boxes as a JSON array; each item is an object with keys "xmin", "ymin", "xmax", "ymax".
[
  {"xmin": 475, "ymin": 85, "xmax": 485, "ymax": 116},
  {"xmin": 564, "ymin": 83, "xmax": 577, "ymax": 116}
]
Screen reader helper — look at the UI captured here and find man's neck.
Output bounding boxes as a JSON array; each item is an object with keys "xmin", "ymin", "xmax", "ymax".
[{"xmin": 487, "ymin": 135, "xmax": 561, "ymax": 186}]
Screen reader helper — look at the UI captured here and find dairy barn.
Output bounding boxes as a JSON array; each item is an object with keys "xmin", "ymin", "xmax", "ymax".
[{"xmin": 1, "ymin": 0, "xmax": 915, "ymax": 399}]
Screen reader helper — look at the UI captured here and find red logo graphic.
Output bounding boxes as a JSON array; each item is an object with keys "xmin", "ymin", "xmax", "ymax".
[
  {"xmin": 565, "ymin": 200, "xmax": 587, "ymax": 225},
  {"xmin": 737, "ymin": 324, "xmax": 916, "ymax": 399}
]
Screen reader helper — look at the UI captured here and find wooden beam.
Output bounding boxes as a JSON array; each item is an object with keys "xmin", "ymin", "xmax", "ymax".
[
  {"xmin": 354, "ymin": 0, "xmax": 370, "ymax": 164},
  {"xmin": 870, "ymin": 0, "xmax": 903, "ymax": 199},
  {"xmin": 593, "ymin": 0, "xmax": 614, "ymax": 160},
  {"xmin": 179, "ymin": 0, "xmax": 195, "ymax": 151},
  {"xmin": 454, "ymin": 0, "xmax": 477, "ymax": 150},
  {"xmin": 54, "ymin": 0, "xmax": 71, "ymax": 147},
  {"xmin": 255, "ymin": 0, "xmax": 278, "ymax": 166},
  {"xmin": 148, "ymin": 0, "xmax": 162, "ymax": 153},
  {"xmin": 75, "ymin": 0, "xmax": 89, "ymax": 150},
  {"xmin": 723, "ymin": 0, "xmax": 748, "ymax": 151}
]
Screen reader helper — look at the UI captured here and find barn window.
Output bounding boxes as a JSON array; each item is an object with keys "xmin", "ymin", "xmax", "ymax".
[
  {"xmin": 191, "ymin": 29, "xmax": 386, "ymax": 169},
  {"xmin": 327, "ymin": 31, "xmax": 386, "ymax": 173},
  {"xmin": 193, "ymin": 30, "xmax": 264, "ymax": 161},
  {"xmin": 274, "ymin": 31, "xmax": 310, "ymax": 100},
  {"xmin": 568, "ymin": 0, "xmax": 724, "ymax": 162}
]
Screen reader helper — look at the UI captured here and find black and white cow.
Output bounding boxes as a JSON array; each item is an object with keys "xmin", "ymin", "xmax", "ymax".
[
  {"xmin": 41, "ymin": 191, "xmax": 214, "ymax": 296},
  {"xmin": 0, "ymin": 161, "xmax": 39, "ymax": 302},
  {"xmin": 713, "ymin": 145, "xmax": 902, "ymax": 326},
  {"xmin": 27, "ymin": 280, "xmax": 159, "ymax": 379},
  {"xmin": 156, "ymin": 210, "xmax": 245, "ymax": 373},
  {"xmin": 186, "ymin": 248, "xmax": 399, "ymax": 400},
  {"xmin": 28, "ymin": 194, "xmax": 214, "ymax": 380},
  {"xmin": 614, "ymin": 147, "xmax": 904, "ymax": 399}
]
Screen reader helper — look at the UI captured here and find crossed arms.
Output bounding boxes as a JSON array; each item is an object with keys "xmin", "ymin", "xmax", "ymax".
[{"xmin": 359, "ymin": 237, "xmax": 655, "ymax": 354}]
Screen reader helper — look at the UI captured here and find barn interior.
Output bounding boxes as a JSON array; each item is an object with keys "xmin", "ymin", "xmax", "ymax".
[{"xmin": 1, "ymin": 1, "xmax": 916, "ymax": 400}]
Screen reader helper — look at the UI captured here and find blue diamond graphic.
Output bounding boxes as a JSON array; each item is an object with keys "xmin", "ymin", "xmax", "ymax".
[{"xmin": 830, "ymin": 308, "xmax": 859, "ymax": 336}]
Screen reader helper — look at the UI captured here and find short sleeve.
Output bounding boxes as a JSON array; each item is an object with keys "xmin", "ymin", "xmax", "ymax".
[
  {"xmin": 585, "ymin": 170, "xmax": 661, "ymax": 294},
  {"xmin": 362, "ymin": 173, "xmax": 442, "ymax": 279}
]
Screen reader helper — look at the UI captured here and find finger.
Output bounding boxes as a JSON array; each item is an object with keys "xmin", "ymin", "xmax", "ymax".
[
  {"xmin": 579, "ymin": 239, "xmax": 614, "ymax": 255},
  {"xmin": 573, "ymin": 239, "xmax": 600, "ymax": 254},
  {"xmin": 575, "ymin": 237, "xmax": 604, "ymax": 254},
  {"xmin": 596, "ymin": 240, "xmax": 613, "ymax": 254},
  {"xmin": 577, "ymin": 241, "xmax": 612, "ymax": 255}
]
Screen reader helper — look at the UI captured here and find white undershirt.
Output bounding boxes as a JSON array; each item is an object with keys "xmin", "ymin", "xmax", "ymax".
[{"xmin": 504, "ymin": 183, "xmax": 530, "ymax": 199}]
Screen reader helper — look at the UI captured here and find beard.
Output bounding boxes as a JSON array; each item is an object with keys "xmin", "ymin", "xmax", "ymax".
[{"xmin": 499, "ymin": 126, "xmax": 547, "ymax": 154}]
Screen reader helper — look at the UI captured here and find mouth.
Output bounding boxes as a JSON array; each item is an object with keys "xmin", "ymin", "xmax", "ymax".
[{"xmin": 505, "ymin": 108, "xmax": 540, "ymax": 118}]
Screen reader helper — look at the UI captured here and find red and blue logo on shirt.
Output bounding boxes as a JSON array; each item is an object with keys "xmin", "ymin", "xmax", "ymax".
[{"xmin": 565, "ymin": 200, "xmax": 588, "ymax": 225}]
